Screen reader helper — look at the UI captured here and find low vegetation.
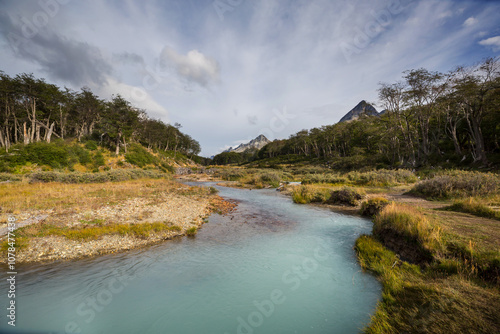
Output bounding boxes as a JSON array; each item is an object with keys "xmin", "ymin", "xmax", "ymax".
[
  {"xmin": 446, "ymin": 197, "xmax": 500, "ymax": 220},
  {"xmin": 29, "ymin": 169, "xmax": 168, "ymax": 183},
  {"xmin": 185, "ymin": 226, "xmax": 198, "ymax": 236},
  {"xmin": 327, "ymin": 187, "xmax": 364, "ymax": 206},
  {"xmin": 355, "ymin": 235, "xmax": 500, "ymax": 334},
  {"xmin": 0, "ymin": 178, "xmax": 204, "ymax": 213},
  {"xmin": 373, "ymin": 203, "xmax": 442, "ymax": 262},
  {"xmin": 10, "ymin": 221, "xmax": 182, "ymax": 243},
  {"xmin": 356, "ymin": 199, "xmax": 500, "ymax": 333},
  {"xmin": 360, "ymin": 197, "xmax": 390, "ymax": 217},
  {"xmin": 411, "ymin": 170, "xmax": 500, "ymax": 199}
]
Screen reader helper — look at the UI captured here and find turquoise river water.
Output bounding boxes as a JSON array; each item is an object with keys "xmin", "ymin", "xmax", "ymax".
[{"xmin": 0, "ymin": 182, "xmax": 381, "ymax": 334}]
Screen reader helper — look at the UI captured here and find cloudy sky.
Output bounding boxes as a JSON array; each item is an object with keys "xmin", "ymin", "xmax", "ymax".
[{"xmin": 1, "ymin": 0, "xmax": 499, "ymax": 156}]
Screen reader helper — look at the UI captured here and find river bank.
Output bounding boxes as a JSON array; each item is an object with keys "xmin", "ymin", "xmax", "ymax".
[
  {"xmin": 215, "ymin": 176, "xmax": 500, "ymax": 332},
  {"xmin": 0, "ymin": 178, "xmax": 236, "ymax": 264}
]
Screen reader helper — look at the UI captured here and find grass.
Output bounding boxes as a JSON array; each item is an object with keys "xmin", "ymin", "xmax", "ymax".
[
  {"xmin": 355, "ymin": 235, "xmax": 500, "ymax": 334},
  {"xmin": 360, "ymin": 197, "xmax": 390, "ymax": 217},
  {"xmin": 185, "ymin": 226, "xmax": 198, "ymax": 236},
  {"xmin": 0, "ymin": 178, "xmax": 201, "ymax": 213},
  {"xmin": 373, "ymin": 203, "xmax": 443, "ymax": 261},
  {"xmin": 5, "ymin": 221, "xmax": 183, "ymax": 243},
  {"xmin": 446, "ymin": 197, "xmax": 500, "ymax": 220},
  {"xmin": 291, "ymin": 185, "xmax": 331, "ymax": 204}
]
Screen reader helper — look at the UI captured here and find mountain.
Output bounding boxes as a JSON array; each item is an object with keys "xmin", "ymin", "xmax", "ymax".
[
  {"xmin": 224, "ymin": 135, "xmax": 271, "ymax": 153},
  {"xmin": 339, "ymin": 100, "xmax": 379, "ymax": 122}
]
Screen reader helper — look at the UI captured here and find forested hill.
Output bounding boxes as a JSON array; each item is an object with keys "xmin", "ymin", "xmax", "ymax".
[
  {"xmin": 253, "ymin": 58, "xmax": 500, "ymax": 170},
  {"xmin": 0, "ymin": 72, "xmax": 200, "ymax": 157}
]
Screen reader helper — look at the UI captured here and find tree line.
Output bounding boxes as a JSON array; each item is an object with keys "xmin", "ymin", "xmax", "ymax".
[
  {"xmin": 252, "ymin": 57, "xmax": 499, "ymax": 168},
  {"xmin": 0, "ymin": 72, "xmax": 200, "ymax": 156}
]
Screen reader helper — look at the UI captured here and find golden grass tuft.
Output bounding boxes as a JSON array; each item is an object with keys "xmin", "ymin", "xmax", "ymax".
[{"xmin": 374, "ymin": 202, "xmax": 442, "ymax": 251}]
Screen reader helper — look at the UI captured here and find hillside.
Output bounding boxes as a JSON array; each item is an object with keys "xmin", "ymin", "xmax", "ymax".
[{"xmin": 0, "ymin": 72, "xmax": 201, "ymax": 158}]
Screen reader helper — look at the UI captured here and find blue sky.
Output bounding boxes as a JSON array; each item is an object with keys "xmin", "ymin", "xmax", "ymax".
[{"xmin": 1, "ymin": 0, "xmax": 499, "ymax": 156}]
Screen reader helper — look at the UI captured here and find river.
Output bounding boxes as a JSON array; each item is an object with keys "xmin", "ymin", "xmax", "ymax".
[{"xmin": 0, "ymin": 182, "xmax": 381, "ymax": 334}]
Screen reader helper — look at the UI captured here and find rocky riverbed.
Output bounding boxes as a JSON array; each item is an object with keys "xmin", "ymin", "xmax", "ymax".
[{"xmin": 0, "ymin": 183, "xmax": 236, "ymax": 264}]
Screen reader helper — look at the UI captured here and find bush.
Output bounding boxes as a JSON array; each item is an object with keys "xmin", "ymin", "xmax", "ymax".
[
  {"xmin": 84, "ymin": 140, "xmax": 98, "ymax": 151},
  {"xmin": 215, "ymin": 168, "xmax": 248, "ymax": 181},
  {"xmin": 291, "ymin": 185, "xmax": 330, "ymax": 204},
  {"xmin": 258, "ymin": 171, "xmax": 282, "ymax": 187},
  {"xmin": 301, "ymin": 173, "xmax": 348, "ymax": 185},
  {"xmin": 125, "ymin": 143, "xmax": 158, "ymax": 167},
  {"xmin": 347, "ymin": 169, "xmax": 417, "ymax": 187},
  {"xmin": 360, "ymin": 197, "xmax": 390, "ymax": 217},
  {"xmin": 327, "ymin": 187, "xmax": 364, "ymax": 206},
  {"xmin": 29, "ymin": 169, "xmax": 168, "ymax": 184},
  {"xmin": 92, "ymin": 151, "xmax": 106, "ymax": 170},
  {"xmin": 0, "ymin": 173, "xmax": 22, "ymax": 182},
  {"xmin": 411, "ymin": 171, "xmax": 500, "ymax": 199}
]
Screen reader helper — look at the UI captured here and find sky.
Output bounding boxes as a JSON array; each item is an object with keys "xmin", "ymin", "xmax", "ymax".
[{"xmin": 0, "ymin": 0, "xmax": 499, "ymax": 157}]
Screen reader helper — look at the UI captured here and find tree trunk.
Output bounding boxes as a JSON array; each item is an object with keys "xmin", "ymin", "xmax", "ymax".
[
  {"xmin": 23, "ymin": 122, "xmax": 29, "ymax": 145},
  {"xmin": 471, "ymin": 116, "xmax": 488, "ymax": 165},
  {"xmin": 30, "ymin": 98, "xmax": 36, "ymax": 143},
  {"xmin": 46, "ymin": 122, "xmax": 55, "ymax": 143},
  {"xmin": 35, "ymin": 124, "xmax": 41, "ymax": 142},
  {"xmin": 115, "ymin": 130, "xmax": 122, "ymax": 155},
  {"xmin": 0, "ymin": 129, "xmax": 5, "ymax": 148}
]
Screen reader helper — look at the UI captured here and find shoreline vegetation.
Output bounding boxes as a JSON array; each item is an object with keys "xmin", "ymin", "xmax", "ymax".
[
  {"xmin": 1, "ymin": 160, "xmax": 499, "ymax": 332},
  {"xmin": 0, "ymin": 175, "xmax": 236, "ymax": 264},
  {"xmin": 209, "ymin": 166, "xmax": 500, "ymax": 333}
]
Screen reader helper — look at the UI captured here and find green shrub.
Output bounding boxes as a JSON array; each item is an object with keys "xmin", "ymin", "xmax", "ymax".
[
  {"xmin": 360, "ymin": 197, "xmax": 390, "ymax": 217},
  {"xmin": 327, "ymin": 187, "xmax": 364, "ymax": 206},
  {"xmin": 70, "ymin": 144, "xmax": 92, "ymax": 165},
  {"xmin": 215, "ymin": 168, "xmax": 248, "ymax": 181},
  {"xmin": 29, "ymin": 169, "xmax": 168, "ymax": 184},
  {"xmin": 301, "ymin": 173, "xmax": 348, "ymax": 185},
  {"xmin": 84, "ymin": 140, "xmax": 98, "ymax": 151},
  {"xmin": 291, "ymin": 185, "xmax": 330, "ymax": 204},
  {"xmin": 347, "ymin": 169, "xmax": 417, "ymax": 187},
  {"xmin": 411, "ymin": 171, "xmax": 500, "ymax": 199},
  {"xmin": 125, "ymin": 143, "xmax": 158, "ymax": 167},
  {"xmin": 92, "ymin": 151, "xmax": 106, "ymax": 169},
  {"xmin": 0, "ymin": 173, "xmax": 22, "ymax": 182}
]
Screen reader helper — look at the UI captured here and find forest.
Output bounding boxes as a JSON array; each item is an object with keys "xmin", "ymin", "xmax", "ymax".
[
  {"xmin": 0, "ymin": 71, "xmax": 200, "ymax": 157},
  {"xmin": 218, "ymin": 57, "xmax": 500, "ymax": 169}
]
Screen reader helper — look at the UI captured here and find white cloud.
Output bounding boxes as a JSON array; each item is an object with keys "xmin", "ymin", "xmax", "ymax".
[
  {"xmin": 463, "ymin": 17, "xmax": 477, "ymax": 27},
  {"xmin": 437, "ymin": 11, "xmax": 453, "ymax": 19},
  {"xmin": 160, "ymin": 47, "xmax": 220, "ymax": 88},
  {"xmin": 97, "ymin": 77, "xmax": 169, "ymax": 121},
  {"xmin": 479, "ymin": 36, "xmax": 500, "ymax": 50}
]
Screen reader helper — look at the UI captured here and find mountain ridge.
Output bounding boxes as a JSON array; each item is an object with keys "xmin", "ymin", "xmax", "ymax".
[
  {"xmin": 224, "ymin": 134, "xmax": 271, "ymax": 153},
  {"xmin": 339, "ymin": 100, "xmax": 380, "ymax": 122}
]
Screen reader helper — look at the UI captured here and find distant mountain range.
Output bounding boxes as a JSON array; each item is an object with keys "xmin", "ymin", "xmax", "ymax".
[
  {"xmin": 223, "ymin": 134, "xmax": 271, "ymax": 153},
  {"xmin": 339, "ymin": 100, "xmax": 384, "ymax": 122},
  {"xmin": 216, "ymin": 101, "xmax": 381, "ymax": 158}
]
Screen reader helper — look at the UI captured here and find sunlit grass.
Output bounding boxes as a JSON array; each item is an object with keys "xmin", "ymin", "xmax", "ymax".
[{"xmin": 0, "ymin": 178, "xmax": 207, "ymax": 213}]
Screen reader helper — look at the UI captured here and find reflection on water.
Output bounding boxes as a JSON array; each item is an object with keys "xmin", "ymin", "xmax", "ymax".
[{"xmin": 0, "ymin": 183, "xmax": 381, "ymax": 334}]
